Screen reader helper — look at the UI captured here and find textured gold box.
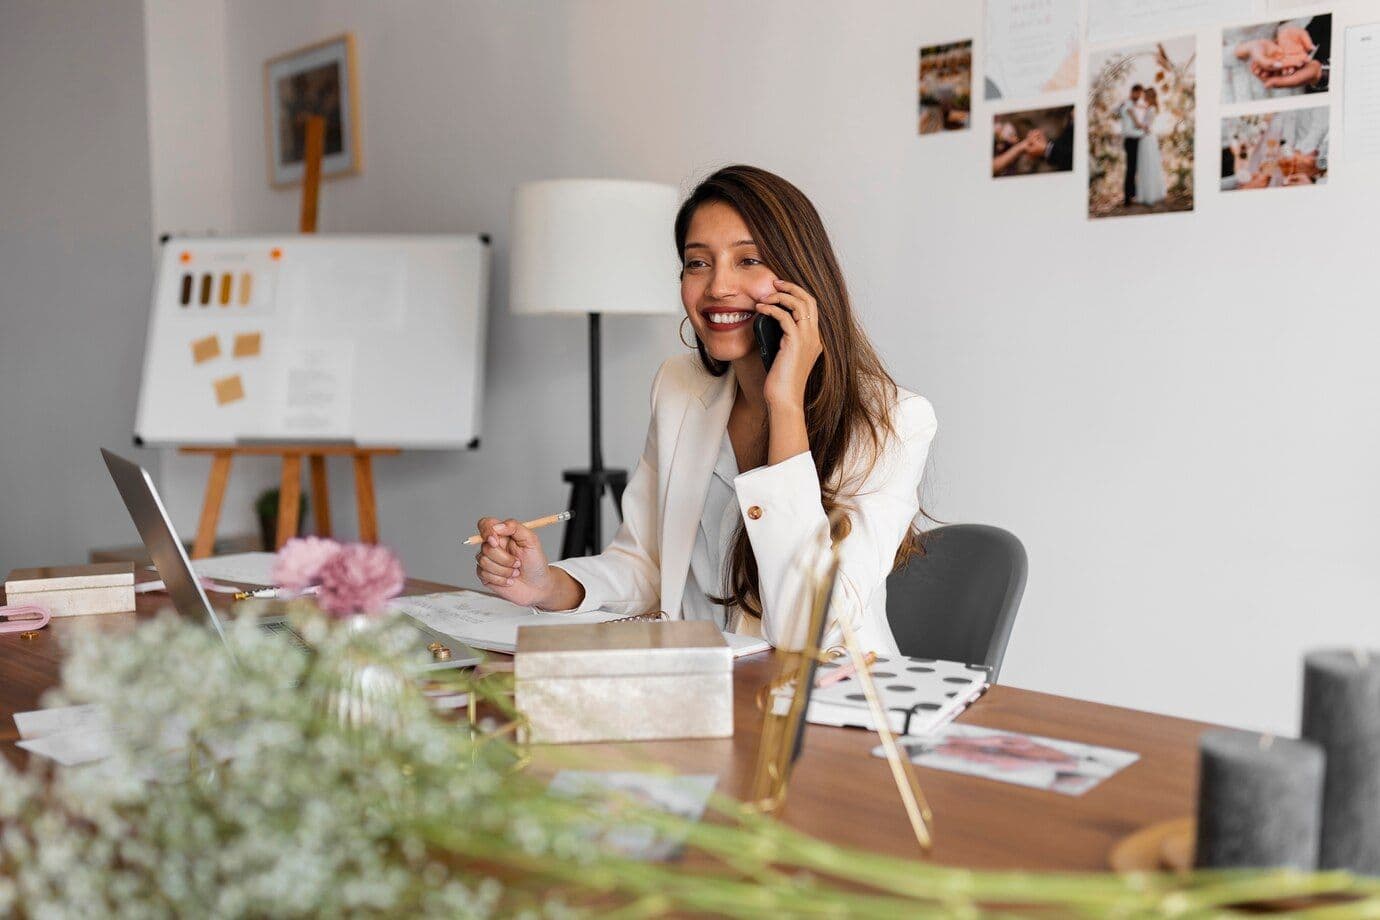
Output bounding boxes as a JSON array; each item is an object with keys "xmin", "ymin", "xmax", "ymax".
[{"xmin": 514, "ymin": 620, "xmax": 733, "ymax": 744}]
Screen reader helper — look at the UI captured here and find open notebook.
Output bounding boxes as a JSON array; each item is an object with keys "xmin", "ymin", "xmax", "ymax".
[{"xmin": 389, "ymin": 591, "xmax": 771, "ymax": 657}]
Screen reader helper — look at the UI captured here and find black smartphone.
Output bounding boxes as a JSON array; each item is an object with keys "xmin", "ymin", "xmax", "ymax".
[{"xmin": 754, "ymin": 313, "xmax": 784, "ymax": 372}]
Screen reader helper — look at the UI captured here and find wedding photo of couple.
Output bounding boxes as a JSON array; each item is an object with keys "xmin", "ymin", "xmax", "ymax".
[
  {"xmin": 1222, "ymin": 14, "xmax": 1331, "ymax": 105},
  {"xmin": 991, "ymin": 105, "xmax": 1075, "ymax": 178},
  {"xmin": 1088, "ymin": 37, "xmax": 1196, "ymax": 219}
]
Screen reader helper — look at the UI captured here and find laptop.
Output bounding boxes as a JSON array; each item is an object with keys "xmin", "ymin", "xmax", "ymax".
[{"xmin": 100, "ymin": 448, "xmax": 481, "ymax": 670}]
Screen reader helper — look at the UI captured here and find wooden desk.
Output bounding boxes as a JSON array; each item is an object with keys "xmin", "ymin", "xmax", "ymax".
[{"xmin": 0, "ymin": 577, "xmax": 1210, "ymax": 872}]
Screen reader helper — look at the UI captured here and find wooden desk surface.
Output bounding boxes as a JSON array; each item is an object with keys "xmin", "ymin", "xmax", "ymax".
[{"xmin": 0, "ymin": 577, "xmax": 1210, "ymax": 872}]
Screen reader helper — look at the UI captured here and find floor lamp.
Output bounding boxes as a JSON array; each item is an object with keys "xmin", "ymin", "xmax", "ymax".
[{"xmin": 509, "ymin": 179, "xmax": 680, "ymax": 557}]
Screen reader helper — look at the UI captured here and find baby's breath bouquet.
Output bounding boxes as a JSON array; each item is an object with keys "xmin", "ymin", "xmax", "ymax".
[{"xmin": 2, "ymin": 543, "xmax": 1379, "ymax": 916}]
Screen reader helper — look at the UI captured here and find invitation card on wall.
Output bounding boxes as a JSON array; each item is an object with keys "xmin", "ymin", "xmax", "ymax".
[{"xmin": 983, "ymin": 0, "xmax": 1080, "ymax": 101}]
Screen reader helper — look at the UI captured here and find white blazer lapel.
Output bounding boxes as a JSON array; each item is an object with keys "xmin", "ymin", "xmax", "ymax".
[{"xmin": 658, "ymin": 366, "xmax": 736, "ymax": 616}]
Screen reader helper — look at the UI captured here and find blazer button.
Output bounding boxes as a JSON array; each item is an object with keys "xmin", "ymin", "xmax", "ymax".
[{"xmin": 747, "ymin": 505, "xmax": 763, "ymax": 520}]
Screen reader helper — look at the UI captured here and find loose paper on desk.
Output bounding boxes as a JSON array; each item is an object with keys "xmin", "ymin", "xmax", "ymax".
[
  {"xmin": 13, "ymin": 704, "xmax": 116, "ymax": 767},
  {"xmin": 1347, "ymin": 23, "xmax": 1380, "ymax": 161},
  {"xmin": 180, "ymin": 552, "xmax": 279, "ymax": 587},
  {"xmin": 390, "ymin": 591, "xmax": 629, "ymax": 653}
]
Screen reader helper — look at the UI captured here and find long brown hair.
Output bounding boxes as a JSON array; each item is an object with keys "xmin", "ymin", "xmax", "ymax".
[{"xmin": 674, "ymin": 165, "xmax": 922, "ymax": 619}]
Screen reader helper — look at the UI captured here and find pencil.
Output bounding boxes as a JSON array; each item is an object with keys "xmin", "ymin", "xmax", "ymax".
[
  {"xmin": 463, "ymin": 510, "xmax": 573, "ymax": 545},
  {"xmin": 816, "ymin": 650, "xmax": 878, "ymax": 688}
]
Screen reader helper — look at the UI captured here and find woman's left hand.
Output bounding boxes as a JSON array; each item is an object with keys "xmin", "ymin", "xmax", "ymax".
[{"xmin": 755, "ymin": 278, "xmax": 824, "ymax": 412}]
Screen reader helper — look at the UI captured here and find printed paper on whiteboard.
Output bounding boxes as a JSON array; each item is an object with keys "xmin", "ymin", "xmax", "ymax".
[
  {"xmin": 270, "ymin": 338, "xmax": 355, "ymax": 436},
  {"xmin": 1088, "ymin": 0, "xmax": 1253, "ymax": 44},
  {"xmin": 1346, "ymin": 23, "xmax": 1380, "ymax": 161},
  {"xmin": 983, "ymin": 0, "xmax": 1080, "ymax": 101}
]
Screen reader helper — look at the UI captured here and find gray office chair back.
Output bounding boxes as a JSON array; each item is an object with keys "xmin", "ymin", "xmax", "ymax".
[{"xmin": 885, "ymin": 523, "xmax": 1027, "ymax": 682}]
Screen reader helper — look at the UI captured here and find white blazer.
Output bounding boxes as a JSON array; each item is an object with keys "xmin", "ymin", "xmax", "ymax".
[{"xmin": 553, "ymin": 354, "xmax": 937, "ymax": 655}]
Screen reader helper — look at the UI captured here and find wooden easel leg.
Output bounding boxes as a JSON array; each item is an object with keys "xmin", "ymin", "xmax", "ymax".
[
  {"xmin": 353, "ymin": 453, "xmax": 379, "ymax": 544},
  {"xmin": 309, "ymin": 454, "xmax": 332, "ymax": 537},
  {"xmin": 193, "ymin": 451, "xmax": 233, "ymax": 559},
  {"xmin": 277, "ymin": 454, "xmax": 303, "ymax": 549}
]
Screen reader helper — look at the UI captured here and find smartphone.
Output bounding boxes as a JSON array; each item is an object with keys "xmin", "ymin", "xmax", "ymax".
[{"xmin": 754, "ymin": 313, "xmax": 784, "ymax": 372}]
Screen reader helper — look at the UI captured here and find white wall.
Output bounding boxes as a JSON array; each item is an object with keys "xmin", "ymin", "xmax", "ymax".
[
  {"xmin": 142, "ymin": 0, "xmax": 284, "ymax": 538},
  {"xmin": 159, "ymin": 0, "xmax": 1380, "ymax": 732},
  {"xmin": 0, "ymin": 0, "xmax": 158, "ymax": 568}
]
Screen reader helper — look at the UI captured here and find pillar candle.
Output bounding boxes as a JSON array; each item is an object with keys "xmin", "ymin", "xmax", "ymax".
[
  {"xmin": 1194, "ymin": 728, "xmax": 1324, "ymax": 869},
  {"xmin": 1301, "ymin": 649, "xmax": 1380, "ymax": 873}
]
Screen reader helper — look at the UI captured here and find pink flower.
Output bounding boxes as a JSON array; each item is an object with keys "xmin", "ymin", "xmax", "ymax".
[
  {"xmin": 314, "ymin": 543, "xmax": 406, "ymax": 617},
  {"xmin": 272, "ymin": 537, "xmax": 342, "ymax": 592}
]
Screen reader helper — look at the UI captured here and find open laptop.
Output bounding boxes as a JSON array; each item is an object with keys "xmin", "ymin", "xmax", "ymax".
[{"xmin": 100, "ymin": 448, "xmax": 480, "ymax": 670}]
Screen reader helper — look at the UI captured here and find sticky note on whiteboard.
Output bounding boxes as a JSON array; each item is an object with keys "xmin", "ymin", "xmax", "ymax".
[
  {"xmin": 190, "ymin": 335, "xmax": 221, "ymax": 364},
  {"xmin": 233, "ymin": 332, "xmax": 262, "ymax": 358},
  {"xmin": 213, "ymin": 374, "xmax": 245, "ymax": 406}
]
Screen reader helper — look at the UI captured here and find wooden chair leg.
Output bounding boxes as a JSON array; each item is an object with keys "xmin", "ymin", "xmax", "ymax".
[
  {"xmin": 353, "ymin": 453, "xmax": 379, "ymax": 544},
  {"xmin": 277, "ymin": 454, "xmax": 303, "ymax": 550},
  {"xmin": 309, "ymin": 454, "xmax": 332, "ymax": 537},
  {"xmin": 192, "ymin": 451, "xmax": 233, "ymax": 559}
]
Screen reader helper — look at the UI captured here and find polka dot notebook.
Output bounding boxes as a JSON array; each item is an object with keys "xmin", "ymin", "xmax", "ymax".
[{"xmin": 807, "ymin": 656, "xmax": 991, "ymax": 735}]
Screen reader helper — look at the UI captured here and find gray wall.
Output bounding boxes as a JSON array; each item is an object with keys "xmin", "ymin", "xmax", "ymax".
[{"xmin": 0, "ymin": 0, "xmax": 157, "ymax": 569}]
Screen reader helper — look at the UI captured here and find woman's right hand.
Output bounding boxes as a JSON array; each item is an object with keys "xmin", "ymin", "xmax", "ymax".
[{"xmin": 474, "ymin": 517, "xmax": 559, "ymax": 607}]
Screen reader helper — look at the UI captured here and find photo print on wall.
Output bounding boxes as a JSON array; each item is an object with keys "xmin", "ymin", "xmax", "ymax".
[
  {"xmin": 1222, "ymin": 107, "xmax": 1329, "ymax": 191},
  {"xmin": 919, "ymin": 40, "xmax": 973, "ymax": 135},
  {"xmin": 1088, "ymin": 36, "xmax": 1196, "ymax": 219},
  {"xmin": 1222, "ymin": 14, "xmax": 1332, "ymax": 106},
  {"xmin": 992, "ymin": 106, "xmax": 1076, "ymax": 177}
]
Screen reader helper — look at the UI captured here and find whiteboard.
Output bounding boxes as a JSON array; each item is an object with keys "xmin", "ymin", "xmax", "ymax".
[{"xmin": 134, "ymin": 234, "xmax": 489, "ymax": 448}]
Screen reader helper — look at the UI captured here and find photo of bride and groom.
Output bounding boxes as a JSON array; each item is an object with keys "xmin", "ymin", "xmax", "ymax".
[
  {"xmin": 1088, "ymin": 37, "xmax": 1196, "ymax": 220},
  {"xmin": 1114, "ymin": 84, "xmax": 1167, "ymax": 207}
]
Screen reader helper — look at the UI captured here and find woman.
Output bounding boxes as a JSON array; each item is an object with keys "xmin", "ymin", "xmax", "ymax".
[
  {"xmin": 1135, "ymin": 88, "xmax": 1167, "ymax": 206},
  {"xmin": 475, "ymin": 165, "xmax": 936, "ymax": 653}
]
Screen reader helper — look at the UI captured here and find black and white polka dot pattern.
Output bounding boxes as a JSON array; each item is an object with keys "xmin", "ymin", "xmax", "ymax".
[{"xmin": 807, "ymin": 656, "xmax": 992, "ymax": 735}]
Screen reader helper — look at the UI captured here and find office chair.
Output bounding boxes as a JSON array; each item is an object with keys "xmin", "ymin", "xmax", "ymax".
[{"xmin": 885, "ymin": 524, "xmax": 1027, "ymax": 682}]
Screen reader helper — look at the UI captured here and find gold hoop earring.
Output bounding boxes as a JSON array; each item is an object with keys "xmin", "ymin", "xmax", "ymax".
[{"xmin": 679, "ymin": 317, "xmax": 696, "ymax": 349}]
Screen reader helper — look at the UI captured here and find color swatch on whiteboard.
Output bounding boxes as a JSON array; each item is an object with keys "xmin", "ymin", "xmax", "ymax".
[
  {"xmin": 190, "ymin": 334, "xmax": 221, "ymax": 364},
  {"xmin": 213, "ymin": 374, "xmax": 245, "ymax": 406},
  {"xmin": 233, "ymin": 332, "xmax": 262, "ymax": 358}
]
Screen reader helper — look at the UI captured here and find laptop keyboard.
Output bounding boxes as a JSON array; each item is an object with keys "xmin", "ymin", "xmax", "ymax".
[{"xmin": 260, "ymin": 620, "xmax": 309, "ymax": 651}]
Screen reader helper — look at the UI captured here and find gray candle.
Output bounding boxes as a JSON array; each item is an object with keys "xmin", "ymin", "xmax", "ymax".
[
  {"xmin": 1301, "ymin": 649, "xmax": 1380, "ymax": 873},
  {"xmin": 1194, "ymin": 729, "xmax": 1324, "ymax": 869}
]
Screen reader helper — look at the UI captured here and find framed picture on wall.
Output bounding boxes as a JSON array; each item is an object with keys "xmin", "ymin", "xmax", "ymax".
[{"xmin": 263, "ymin": 33, "xmax": 361, "ymax": 188}]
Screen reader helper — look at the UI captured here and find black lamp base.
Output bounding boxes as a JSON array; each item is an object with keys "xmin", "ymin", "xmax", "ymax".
[{"xmin": 560, "ymin": 467, "xmax": 628, "ymax": 558}]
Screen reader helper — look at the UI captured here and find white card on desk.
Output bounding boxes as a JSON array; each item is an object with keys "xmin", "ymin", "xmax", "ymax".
[
  {"xmin": 807, "ymin": 656, "xmax": 990, "ymax": 736},
  {"xmin": 722, "ymin": 632, "xmax": 771, "ymax": 659},
  {"xmin": 13, "ymin": 703, "xmax": 116, "ymax": 766},
  {"xmin": 180, "ymin": 552, "xmax": 279, "ymax": 587}
]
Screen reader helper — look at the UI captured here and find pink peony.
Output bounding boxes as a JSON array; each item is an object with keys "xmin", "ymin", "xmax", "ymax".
[
  {"xmin": 272, "ymin": 537, "xmax": 342, "ymax": 592},
  {"xmin": 314, "ymin": 543, "xmax": 406, "ymax": 617}
]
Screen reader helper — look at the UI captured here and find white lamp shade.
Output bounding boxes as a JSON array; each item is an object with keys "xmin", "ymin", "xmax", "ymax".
[{"xmin": 509, "ymin": 179, "xmax": 682, "ymax": 316}]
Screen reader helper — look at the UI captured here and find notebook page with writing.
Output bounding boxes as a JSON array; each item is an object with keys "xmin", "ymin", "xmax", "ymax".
[{"xmin": 390, "ymin": 591, "xmax": 650, "ymax": 653}]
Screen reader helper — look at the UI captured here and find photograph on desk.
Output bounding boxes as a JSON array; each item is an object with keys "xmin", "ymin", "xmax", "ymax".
[
  {"xmin": 1221, "ymin": 107, "xmax": 1330, "ymax": 191},
  {"xmin": 883, "ymin": 724, "xmax": 1140, "ymax": 796},
  {"xmin": 918, "ymin": 40, "xmax": 972, "ymax": 135},
  {"xmin": 1222, "ymin": 14, "xmax": 1332, "ymax": 105},
  {"xmin": 992, "ymin": 106, "xmax": 1075, "ymax": 178},
  {"xmin": 1088, "ymin": 36, "xmax": 1196, "ymax": 219}
]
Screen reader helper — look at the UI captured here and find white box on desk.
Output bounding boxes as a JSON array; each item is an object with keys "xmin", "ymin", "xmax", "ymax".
[
  {"xmin": 4, "ymin": 562, "xmax": 136, "ymax": 617},
  {"xmin": 514, "ymin": 619, "xmax": 733, "ymax": 744}
]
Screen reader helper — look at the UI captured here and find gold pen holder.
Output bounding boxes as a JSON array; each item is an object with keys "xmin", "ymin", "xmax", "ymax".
[{"xmin": 746, "ymin": 523, "xmax": 934, "ymax": 853}]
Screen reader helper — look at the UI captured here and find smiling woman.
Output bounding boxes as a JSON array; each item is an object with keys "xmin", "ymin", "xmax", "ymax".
[{"xmin": 476, "ymin": 165, "xmax": 937, "ymax": 654}]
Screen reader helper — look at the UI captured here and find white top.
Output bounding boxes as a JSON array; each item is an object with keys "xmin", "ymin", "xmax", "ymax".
[
  {"xmin": 1117, "ymin": 100, "xmax": 1144, "ymax": 139},
  {"xmin": 681, "ymin": 433, "xmax": 743, "ymax": 630}
]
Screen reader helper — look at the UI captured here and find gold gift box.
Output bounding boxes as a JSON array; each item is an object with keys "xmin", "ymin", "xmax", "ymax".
[{"xmin": 514, "ymin": 620, "xmax": 734, "ymax": 744}]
